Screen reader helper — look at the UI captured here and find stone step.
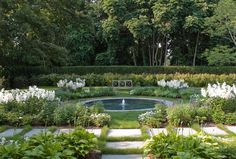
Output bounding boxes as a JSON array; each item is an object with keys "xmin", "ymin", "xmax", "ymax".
[
  {"xmin": 226, "ymin": 126, "xmax": 236, "ymax": 134},
  {"xmin": 0, "ymin": 129, "xmax": 23, "ymax": 137},
  {"xmin": 202, "ymin": 127, "xmax": 227, "ymax": 135},
  {"xmin": 53, "ymin": 128, "xmax": 101, "ymax": 137},
  {"xmin": 106, "ymin": 141, "xmax": 144, "ymax": 149},
  {"xmin": 24, "ymin": 128, "xmax": 48, "ymax": 137},
  {"xmin": 54, "ymin": 128, "xmax": 74, "ymax": 135},
  {"xmin": 86, "ymin": 129, "xmax": 101, "ymax": 137},
  {"xmin": 107, "ymin": 129, "xmax": 141, "ymax": 138},
  {"xmin": 174, "ymin": 128, "xmax": 197, "ymax": 136},
  {"xmin": 149, "ymin": 128, "xmax": 197, "ymax": 137},
  {"xmin": 149, "ymin": 128, "xmax": 167, "ymax": 137},
  {"xmin": 102, "ymin": 154, "xmax": 143, "ymax": 159}
]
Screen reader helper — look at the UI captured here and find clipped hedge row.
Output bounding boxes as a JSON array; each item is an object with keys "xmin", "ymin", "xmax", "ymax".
[
  {"xmin": 7, "ymin": 66, "xmax": 236, "ymax": 76},
  {"xmin": 13, "ymin": 73, "xmax": 236, "ymax": 88}
]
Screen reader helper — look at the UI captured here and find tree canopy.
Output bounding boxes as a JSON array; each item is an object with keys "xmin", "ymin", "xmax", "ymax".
[{"xmin": 0, "ymin": 0, "xmax": 235, "ymax": 67}]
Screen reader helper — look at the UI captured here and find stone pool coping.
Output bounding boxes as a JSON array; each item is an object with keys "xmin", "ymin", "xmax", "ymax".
[{"xmin": 82, "ymin": 97, "xmax": 174, "ymax": 112}]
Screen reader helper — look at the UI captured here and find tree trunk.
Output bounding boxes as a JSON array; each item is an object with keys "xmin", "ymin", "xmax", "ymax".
[
  {"xmin": 193, "ymin": 32, "xmax": 200, "ymax": 66},
  {"xmin": 164, "ymin": 35, "xmax": 168, "ymax": 66},
  {"xmin": 141, "ymin": 41, "xmax": 146, "ymax": 66},
  {"xmin": 148, "ymin": 43, "xmax": 151, "ymax": 66},
  {"xmin": 159, "ymin": 39, "xmax": 164, "ymax": 66}
]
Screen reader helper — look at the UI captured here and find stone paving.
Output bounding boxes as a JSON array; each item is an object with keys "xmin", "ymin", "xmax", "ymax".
[
  {"xmin": 24, "ymin": 128, "xmax": 48, "ymax": 137},
  {"xmin": 149, "ymin": 128, "xmax": 167, "ymax": 136},
  {"xmin": 202, "ymin": 127, "xmax": 228, "ymax": 135},
  {"xmin": 86, "ymin": 129, "xmax": 101, "ymax": 137},
  {"xmin": 1, "ymin": 126, "xmax": 235, "ymax": 159},
  {"xmin": 107, "ymin": 129, "xmax": 141, "ymax": 137},
  {"xmin": 102, "ymin": 154, "xmax": 143, "ymax": 159},
  {"xmin": 106, "ymin": 141, "xmax": 145, "ymax": 149},
  {"xmin": 226, "ymin": 126, "xmax": 236, "ymax": 134},
  {"xmin": 175, "ymin": 128, "xmax": 197, "ymax": 136},
  {"xmin": 54, "ymin": 128, "xmax": 75, "ymax": 135},
  {"xmin": 0, "ymin": 129, "xmax": 23, "ymax": 137}
]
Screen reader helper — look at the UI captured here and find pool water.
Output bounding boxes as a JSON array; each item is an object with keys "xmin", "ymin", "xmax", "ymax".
[{"xmin": 85, "ymin": 98, "xmax": 161, "ymax": 111}]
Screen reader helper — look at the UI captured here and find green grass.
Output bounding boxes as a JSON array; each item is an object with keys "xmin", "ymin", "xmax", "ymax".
[
  {"xmin": 0, "ymin": 125, "xmax": 9, "ymax": 133},
  {"xmin": 106, "ymin": 136, "xmax": 145, "ymax": 141},
  {"xmin": 108, "ymin": 111, "xmax": 145, "ymax": 128},
  {"xmin": 102, "ymin": 148, "xmax": 143, "ymax": 154}
]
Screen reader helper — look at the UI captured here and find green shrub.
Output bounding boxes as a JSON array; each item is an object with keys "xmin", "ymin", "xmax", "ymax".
[
  {"xmin": 28, "ymin": 73, "xmax": 236, "ymax": 88},
  {"xmin": 144, "ymin": 132, "xmax": 230, "ymax": 159},
  {"xmin": 130, "ymin": 87, "xmax": 156, "ymax": 96},
  {"xmin": 10, "ymin": 66, "xmax": 236, "ymax": 76},
  {"xmin": 90, "ymin": 113, "xmax": 111, "ymax": 127},
  {"xmin": 167, "ymin": 105, "xmax": 211, "ymax": 126},
  {"xmin": 138, "ymin": 105, "xmax": 167, "ymax": 128},
  {"xmin": 53, "ymin": 104, "xmax": 78, "ymax": 125},
  {"xmin": 201, "ymin": 98, "xmax": 236, "ymax": 125},
  {"xmin": 89, "ymin": 102, "xmax": 105, "ymax": 113},
  {"xmin": 56, "ymin": 87, "xmax": 115, "ymax": 100},
  {"xmin": 12, "ymin": 76, "xmax": 29, "ymax": 88},
  {"xmin": 0, "ymin": 128, "xmax": 99, "ymax": 159},
  {"xmin": 0, "ymin": 97, "xmax": 60, "ymax": 126}
]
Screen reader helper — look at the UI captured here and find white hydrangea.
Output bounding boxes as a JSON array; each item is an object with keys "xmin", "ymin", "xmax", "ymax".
[
  {"xmin": 0, "ymin": 86, "xmax": 56, "ymax": 104},
  {"xmin": 138, "ymin": 111, "xmax": 156, "ymax": 123},
  {"xmin": 201, "ymin": 82, "xmax": 236, "ymax": 99},
  {"xmin": 157, "ymin": 79, "xmax": 189, "ymax": 89},
  {"xmin": 57, "ymin": 78, "xmax": 85, "ymax": 90}
]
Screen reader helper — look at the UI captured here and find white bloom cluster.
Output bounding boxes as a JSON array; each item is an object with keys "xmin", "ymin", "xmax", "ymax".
[
  {"xmin": 90, "ymin": 113, "xmax": 111, "ymax": 120},
  {"xmin": 0, "ymin": 86, "xmax": 56, "ymax": 104},
  {"xmin": 0, "ymin": 137, "xmax": 18, "ymax": 145},
  {"xmin": 201, "ymin": 82, "xmax": 236, "ymax": 99},
  {"xmin": 138, "ymin": 111, "xmax": 156, "ymax": 123},
  {"xmin": 57, "ymin": 78, "xmax": 85, "ymax": 90},
  {"xmin": 157, "ymin": 79, "xmax": 189, "ymax": 89}
]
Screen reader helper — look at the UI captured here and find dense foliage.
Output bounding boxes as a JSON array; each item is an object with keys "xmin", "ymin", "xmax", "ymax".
[
  {"xmin": 0, "ymin": 86, "xmax": 111, "ymax": 127},
  {"xmin": 144, "ymin": 132, "xmax": 236, "ymax": 159},
  {"xmin": 8, "ymin": 66, "xmax": 236, "ymax": 77},
  {"xmin": 19, "ymin": 73, "xmax": 236, "ymax": 88},
  {"xmin": 0, "ymin": 128, "xmax": 100, "ymax": 159},
  {"xmin": 0, "ymin": 0, "xmax": 235, "ymax": 69}
]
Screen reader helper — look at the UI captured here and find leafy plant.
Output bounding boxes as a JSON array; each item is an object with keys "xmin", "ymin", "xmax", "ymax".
[{"xmin": 144, "ymin": 132, "xmax": 225, "ymax": 159}]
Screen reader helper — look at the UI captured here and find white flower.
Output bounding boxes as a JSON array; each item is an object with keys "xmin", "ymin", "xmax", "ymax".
[
  {"xmin": 0, "ymin": 86, "xmax": 56, "ymax": 104},
  {"xmin": 201, "ymin": 82, "xmax": 236, "ymax": 99},
  {"xmin": 157, "ymin": 79, "xmax": 189, "ymax": 89},
  {"xmin": 57, "ymin": 78, "xmax": 85, "ymax": 91}
]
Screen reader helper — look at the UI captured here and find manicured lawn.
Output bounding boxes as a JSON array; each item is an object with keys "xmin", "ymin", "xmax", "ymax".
[{"xmin": 107, "ymin": 111, "xmax": 146, "ymax": 128}]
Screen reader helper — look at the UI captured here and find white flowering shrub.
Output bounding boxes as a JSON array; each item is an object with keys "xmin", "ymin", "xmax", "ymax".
[
  {"xmin": 201, "ymin": 82, "xmax": 236, "ymax": 99},
  {"xmin": 57, "ymin": 78, "xmax": 85, "ymax": 91},
  {"xmin": 90, "ymin": 113, "xmax": 111, "ymax": 127},
  {"xmin": 138, "ymin": 110, "xmax": 166, "ymax": 127},
  {"xmin": 157, "ymin": 79, "xmax": 189, "ymax": 89},
  {"xmin": 138, "ymin": 111, "xmax": 157, "ymax": 123},
  {"xmin": 0, "ymin": 86, "xmax": 56, "ymax": 104}
]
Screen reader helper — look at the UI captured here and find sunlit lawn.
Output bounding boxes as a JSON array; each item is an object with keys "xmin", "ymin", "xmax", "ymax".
[{"xmin": 107, "ymin": 111, "xmax": 146, "ymax": 128}]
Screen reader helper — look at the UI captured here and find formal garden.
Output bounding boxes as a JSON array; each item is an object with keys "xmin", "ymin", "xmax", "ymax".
[
  {"xmin": 0, "ymin": 66, "xmax": 236, "ymax": 159},
  {"xmin": 1, "ymin": 0, "xmax": 236, "ymax": 158}
]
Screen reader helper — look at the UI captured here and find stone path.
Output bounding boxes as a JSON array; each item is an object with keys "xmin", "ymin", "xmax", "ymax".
[
  {"xmin": 24, "ymin": 128, "xmax": 47, "ymax": 137},
  {"xmin": 202, "ymin": 127, "xmax": 228, "ymax": 135},
  {"xmin": 106, "ymin": 141, "xmax": 144, "ymax": 149},
  {"xmin": 175, "ymin": 128, "xmax": 197, "ymax": 136},
  {"xmin": 149, "ymin": 128, "xmax": 167, "ymax": 137},
  {"xmin": 226, "ymin": 126, "xmax": 236, "ymax": 134},
  {"xmin": 102, "ymin": 155, "xmax": 143, "ymax": 159},
  {"xmin": 1, "ymin": 126, "xmax": 235, "ymax": 159},
  {"xmin": 0, "ymin": 129, "xmax": 23, "ymax": 137},
  {"xmin": 108, "ymin": 129, "xmax": 141, "ymax": 137}
]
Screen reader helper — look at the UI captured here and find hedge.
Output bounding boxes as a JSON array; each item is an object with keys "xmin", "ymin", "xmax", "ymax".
[
  {"xmin": 0, "ymin": 66, "xmax": 3, "ymax": 77},
  {"xmin": 7, "ymin": 66, "xmax": 236, "ymax": 76},
  {"xmin": 13, "ymin": 73, "xmax": 236, "ymax": 88}
]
